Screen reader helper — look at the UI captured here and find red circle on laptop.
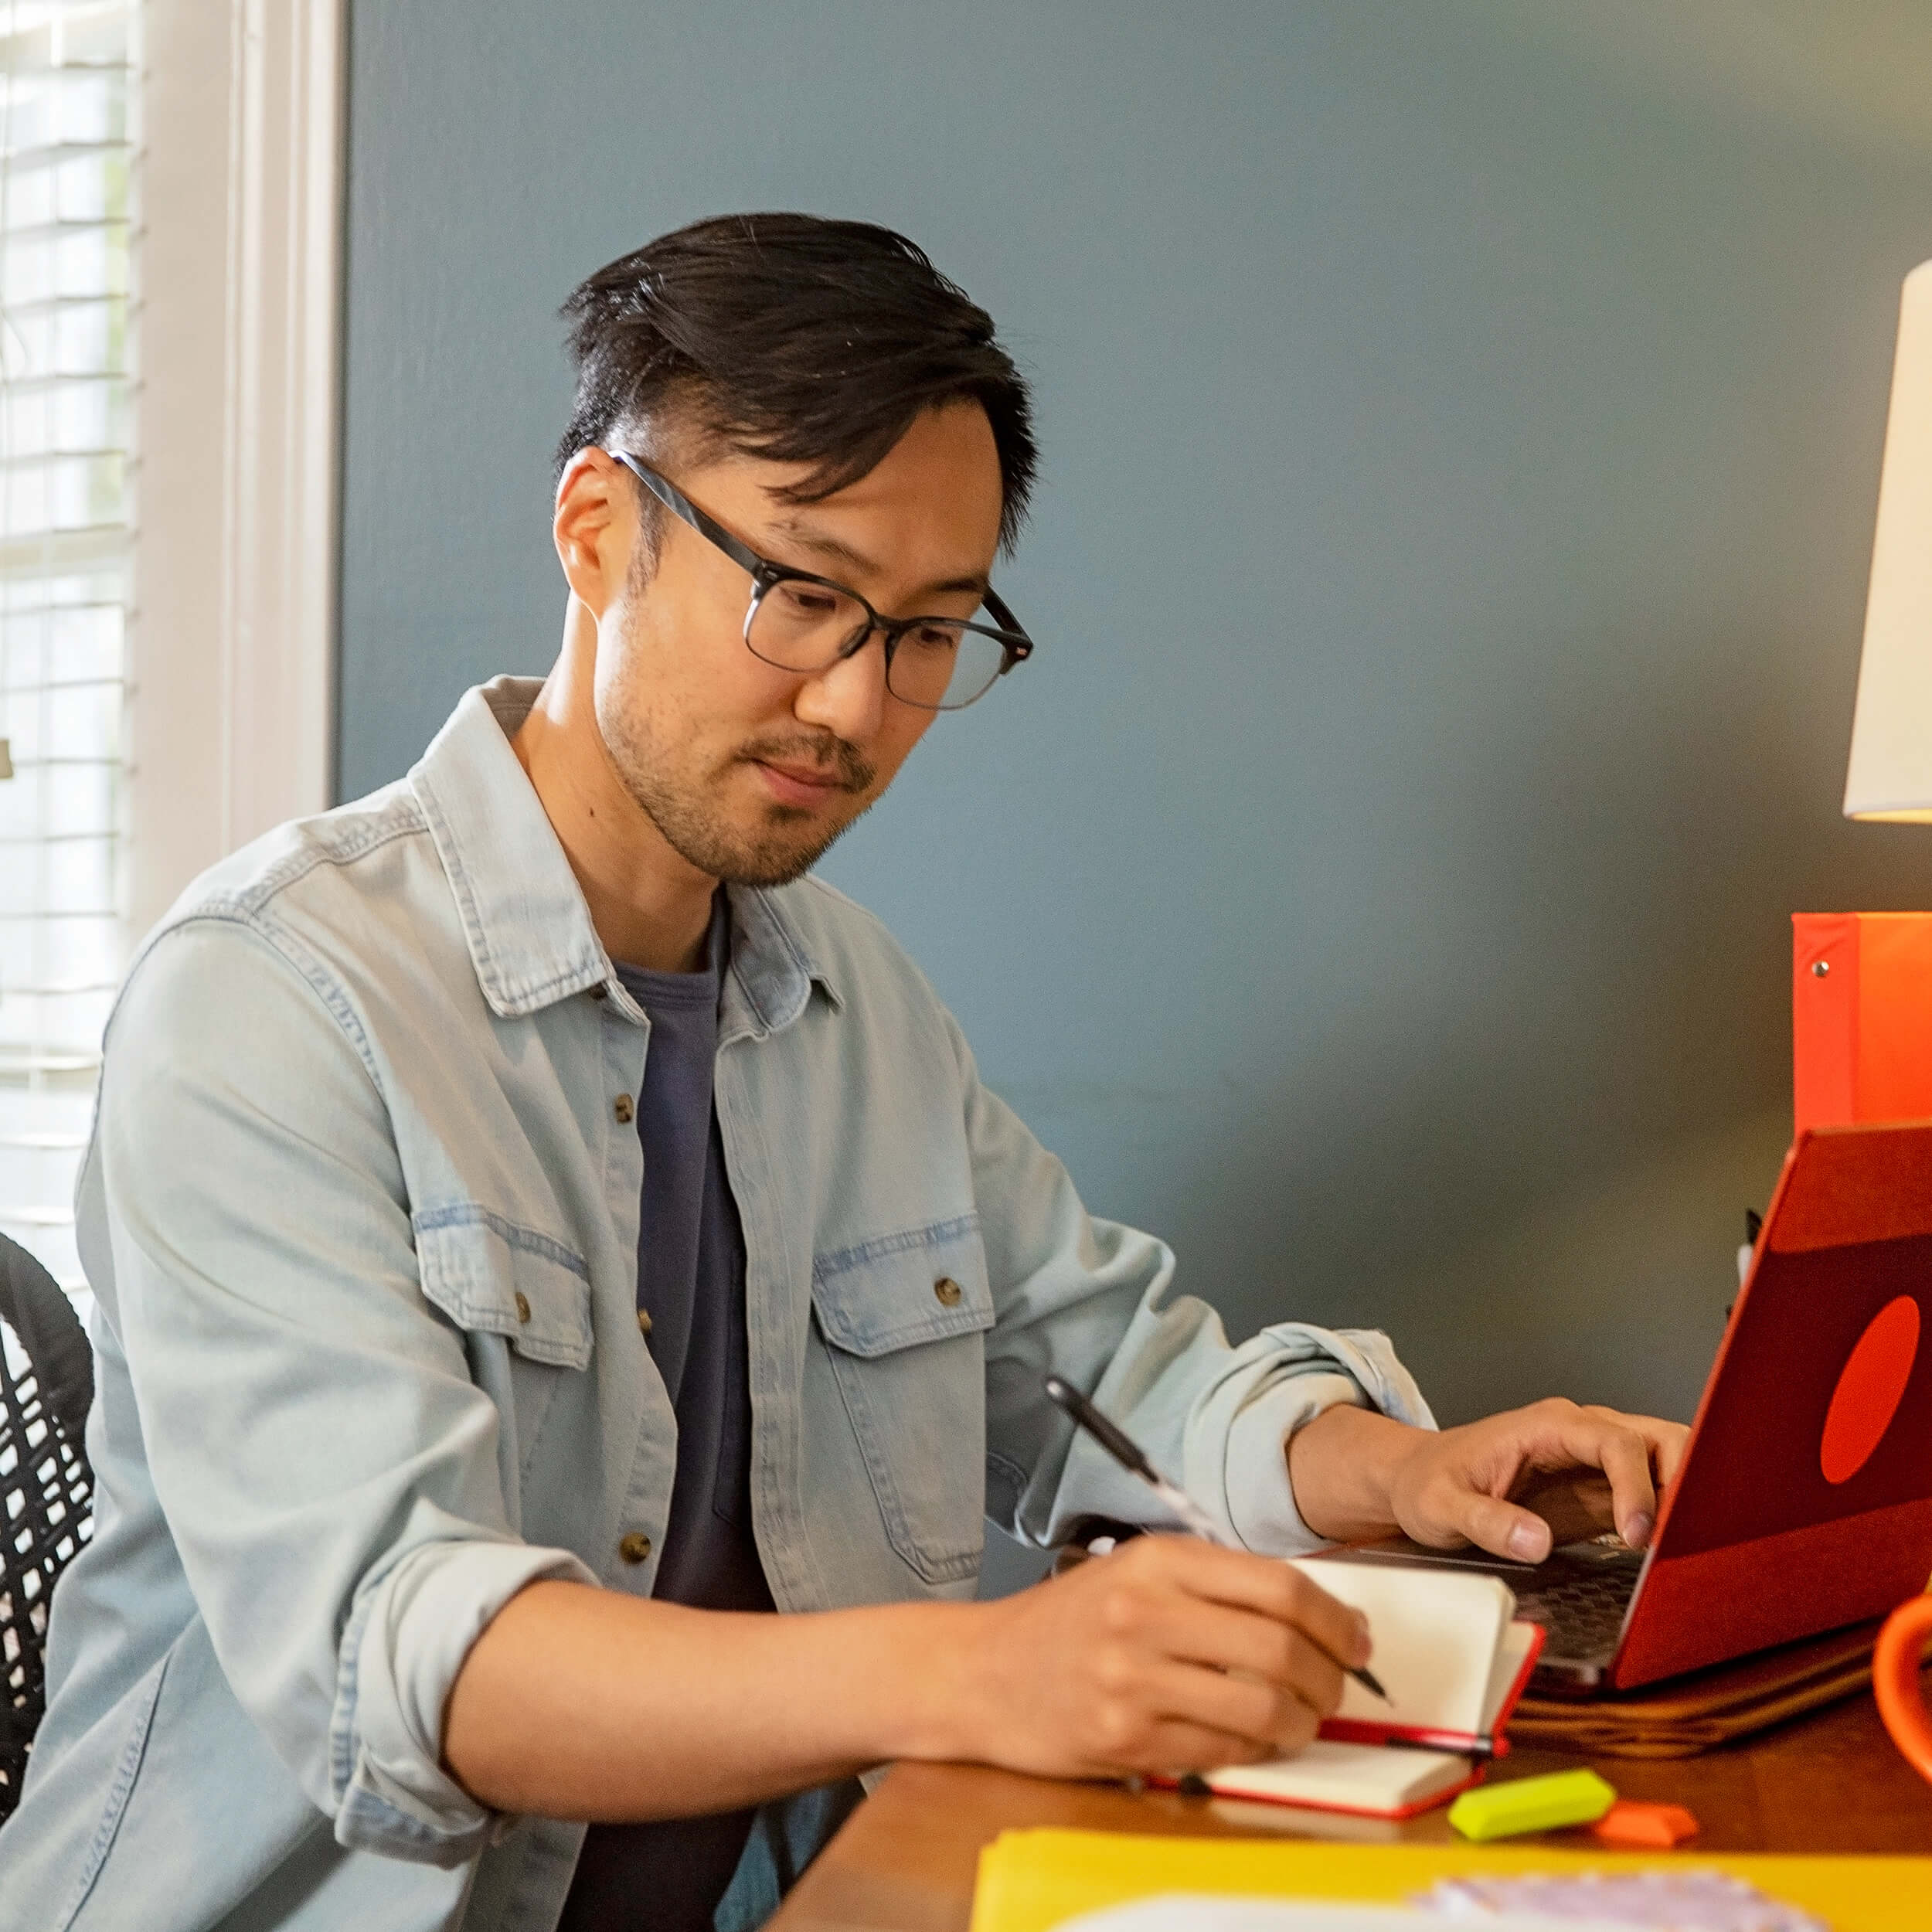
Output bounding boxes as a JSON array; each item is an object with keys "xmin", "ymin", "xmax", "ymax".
[{"xmin": 1820, "ymin": 1294, "xmax": 1920, "ymax": 1486}]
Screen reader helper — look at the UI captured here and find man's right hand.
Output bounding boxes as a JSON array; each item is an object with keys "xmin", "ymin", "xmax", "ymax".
[
  {"xmin": 937, "ymin": 1535, "xmax": 1369, "ymax": 1780},
  {"xmin": 445, "ymin": 1540, "xmax": 1367, "ymax": 1821}
]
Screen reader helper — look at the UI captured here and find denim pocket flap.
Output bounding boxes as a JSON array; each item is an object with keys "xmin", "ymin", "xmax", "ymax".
[
  {"xmin": 810, "ymin": 1214, "xmax": 992, "ymax": 1357},
  {"xmin": 415, "ymin": 1206, "xmax": 594, "ymax": 1370}
]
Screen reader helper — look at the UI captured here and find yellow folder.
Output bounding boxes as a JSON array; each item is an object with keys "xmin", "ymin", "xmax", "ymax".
[{"xmin": 969, "ymin": 1828, "xmax": 1932, "ymax": 1932}]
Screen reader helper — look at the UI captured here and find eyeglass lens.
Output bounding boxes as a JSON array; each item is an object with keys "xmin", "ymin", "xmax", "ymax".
[{"xmin": 748, "ymin": 579, "xmax": 1009, "ymax": 711}]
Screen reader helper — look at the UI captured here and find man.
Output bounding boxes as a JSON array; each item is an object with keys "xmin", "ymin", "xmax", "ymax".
[{"xmin": 2, "ymin": 216, "xmax": 1685, "ymax": 1932}]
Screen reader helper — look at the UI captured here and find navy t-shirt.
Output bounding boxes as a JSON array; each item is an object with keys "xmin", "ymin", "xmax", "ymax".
[{"xmin": 560, "ymin": 896, "xmax": 775, "ymax": 1932}]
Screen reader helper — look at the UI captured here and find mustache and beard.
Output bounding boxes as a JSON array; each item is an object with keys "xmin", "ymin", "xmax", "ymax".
[{"xmin": 596, "ymin": 664, "xmax": 881, "ymax": 890}]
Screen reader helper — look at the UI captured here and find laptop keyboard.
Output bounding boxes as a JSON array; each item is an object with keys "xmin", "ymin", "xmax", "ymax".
[{"xmin": 1513, "ymin": 1563, "xmax": 1640, "ymax": 1661}]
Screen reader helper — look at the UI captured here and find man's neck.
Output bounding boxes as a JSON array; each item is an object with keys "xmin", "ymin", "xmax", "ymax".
[{"xmin": 512, "ymin": 617, "xmax": 716, "ymax": 974}]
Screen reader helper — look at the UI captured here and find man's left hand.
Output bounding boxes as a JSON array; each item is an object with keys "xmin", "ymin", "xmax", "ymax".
[{"xmin": 1288, "ymin": 1400, "xmax": 1691, "ymax": 1563}]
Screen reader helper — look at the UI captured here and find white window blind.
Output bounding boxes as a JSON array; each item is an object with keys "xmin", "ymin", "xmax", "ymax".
[{"xmin": 0, "ymin": 0, "xmax": 134, "ymax": 1309}]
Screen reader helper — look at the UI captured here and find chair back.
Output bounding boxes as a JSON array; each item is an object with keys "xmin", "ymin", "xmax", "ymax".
[{"xmin": 0, "ymin": 1234, "xmax": 95, "ymax": 1821}]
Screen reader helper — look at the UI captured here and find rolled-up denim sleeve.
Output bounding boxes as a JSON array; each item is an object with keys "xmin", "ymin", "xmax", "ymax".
[
  {"xmin": 961, "ymin": 1024, "xmax": 1435, "ymax": 1556},
  {"xmin": 93, "ymin": 918, "xmax": 595, "ymax": 1866}
]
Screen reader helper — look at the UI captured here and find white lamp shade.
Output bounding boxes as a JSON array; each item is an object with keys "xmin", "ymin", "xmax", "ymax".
[{"xmin": 1845, "ymin": 259, "xmax": 1932, "ymax": 821}]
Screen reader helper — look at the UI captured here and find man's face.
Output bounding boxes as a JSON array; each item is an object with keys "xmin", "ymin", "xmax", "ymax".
[{"xmin": 588, "ymin": 401, "xmax": 1005, "ymax": 887}]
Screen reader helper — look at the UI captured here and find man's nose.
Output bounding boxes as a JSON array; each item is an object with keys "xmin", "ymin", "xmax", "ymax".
[{"xmin": 793, "ymin": 628, "xmax": 888, "ymax": 746}]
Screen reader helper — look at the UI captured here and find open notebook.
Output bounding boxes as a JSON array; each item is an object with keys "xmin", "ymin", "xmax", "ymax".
[{"xmin": 1173, "ymin": 1560, "xmax": 1545, "ymax": 1819}]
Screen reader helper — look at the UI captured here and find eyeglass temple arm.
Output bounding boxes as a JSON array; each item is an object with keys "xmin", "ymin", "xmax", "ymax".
[
  {"xmin": 609, "ymin": 450, "xmax": 769, "ymax": 579},
  {"xmin": 981, "ymin": 588, "xmax": 1032, "ymax": 662}
]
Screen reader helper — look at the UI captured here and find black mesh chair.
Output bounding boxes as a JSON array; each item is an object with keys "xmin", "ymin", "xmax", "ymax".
[{"xmin": 0, "ymin": 1233, "xmax": 94, "ymax": 1821}]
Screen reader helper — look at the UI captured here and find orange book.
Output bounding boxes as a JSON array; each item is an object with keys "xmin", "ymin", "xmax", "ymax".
[{"xmin": 1792, "ymin": 913, "xmax": 1932, "ymax": 1137}]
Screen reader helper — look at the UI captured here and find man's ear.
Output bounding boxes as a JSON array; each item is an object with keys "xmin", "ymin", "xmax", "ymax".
[{"xmin": 553, "ymin": 448, "xmax": 635, "ymax": 619}]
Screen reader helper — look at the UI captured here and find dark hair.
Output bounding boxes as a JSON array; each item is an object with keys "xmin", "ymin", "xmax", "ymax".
[{"xmin": 556, "ymin": 213, "xmax": 1036, "ymax": 553}]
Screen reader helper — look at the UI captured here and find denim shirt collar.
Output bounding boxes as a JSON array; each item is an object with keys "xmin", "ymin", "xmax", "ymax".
[{"xmin": 408, "ymin": 676, "xmax": 838, "ymax": 1032}]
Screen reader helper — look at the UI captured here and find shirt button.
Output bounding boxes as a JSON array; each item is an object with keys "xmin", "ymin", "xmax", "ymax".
[
  {"xmin": 614, "ymin": 1094, "xmax": 634, "ymax": 1124},
  {"xmin": 618, "ymin": 1532, "xmax": 653, "ymax": 1565},
  {"xmin": 934, "ymin": 1276, "xmax": 963, "ymax": 1307},
  {"xmin": 588, "ymin": 984, "xmax": 609, "ymax": 1002},
  {"xmin": 513, "ymin": 1291, "xmax": 531, "ymax": 1324},
  {"xmin": 637, "ymin": 1308, "xmax": 653, "ymax": 1336}
]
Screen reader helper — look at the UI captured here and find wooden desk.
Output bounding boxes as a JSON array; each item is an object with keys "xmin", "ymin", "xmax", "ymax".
[{"xmin": 770, "ymin": 1693, "xmax": 1932, "ymax": 1931}]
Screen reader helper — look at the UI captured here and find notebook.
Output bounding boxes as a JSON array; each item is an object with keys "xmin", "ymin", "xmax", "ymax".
[
  {"xmin": 1290, "ymin": 1558, "xmax": 1546, "ymax": 1757},
  {"xmin": 1053, "ymin": 1901, "xmax": 1608, "ymax": 1932},
  {"xmin": 1186, "ymin": 1740, "xmax": 1483, "ymax": 1820},
  {"xmin": 968, "ymin": 1830, "xmax": 1931, "ymax": 1932},
  {"xmin": 1159, "ymin": 1561, "xmax": 1544, "ymax": 1819}
]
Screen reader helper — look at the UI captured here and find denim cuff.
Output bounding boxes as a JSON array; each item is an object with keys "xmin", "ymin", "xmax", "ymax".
[
  {"xmin": 331, "ymin": 1536, "xmax": 598, "ymax": 1865},
  {"xmin": 1217, "ymin": 1325, "xmax": 1438, "ymax": 1556}
]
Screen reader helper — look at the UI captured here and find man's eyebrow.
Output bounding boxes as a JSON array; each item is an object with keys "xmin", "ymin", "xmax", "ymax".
[
  {"xmin": 766, "ymin": 515, "xmax": 879, "ymax": 577},
  {"xmin": 766, "ymin": 515, "xmax": 989, "ymax": 602}
]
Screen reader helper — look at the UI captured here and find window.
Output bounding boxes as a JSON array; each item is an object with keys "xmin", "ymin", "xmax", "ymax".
[
  {"xmin": 0, "ymin": 0, "xmax": 339, "ymax": 1315},
  {"xmin": 0, "ymin": 0, "xmax": 134, "ymax": 1312}
]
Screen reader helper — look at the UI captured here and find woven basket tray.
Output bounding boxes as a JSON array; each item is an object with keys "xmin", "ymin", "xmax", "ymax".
[{"xmin": 1507, "ymin": 1620, "xmax": 1883, "ymax": 1759}]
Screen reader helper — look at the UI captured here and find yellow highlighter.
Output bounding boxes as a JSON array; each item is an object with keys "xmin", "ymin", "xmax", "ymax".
[{"xmin": 1449, "ymin": 1769, "xmax": 1618, "ymax": 1842}]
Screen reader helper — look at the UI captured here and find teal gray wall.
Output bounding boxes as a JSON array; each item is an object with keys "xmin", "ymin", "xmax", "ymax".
[{"xmin": 338, "ymin": 5, "xmax": 1932, "ymax": 1458}]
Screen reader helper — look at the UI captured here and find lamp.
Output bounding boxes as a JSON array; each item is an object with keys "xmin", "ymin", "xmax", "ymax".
[
  {"xmin": 1844, "ymin": 259, "xmax": 1932, "ymax": 821},
  {"xmin": 1797, "ymin": 261, "xmax": 1932, "ymax": 1138}
]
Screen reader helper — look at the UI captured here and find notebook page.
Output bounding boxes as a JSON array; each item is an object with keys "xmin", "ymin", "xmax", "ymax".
[
  {"xmin": 1202, "ymin": 1740, "xmax": 1475, "ymax": 1815},
  {"xmin": 1479, "ymin": 1617, "xmax": 1542, "ymax": 1732},
  {"xmin": 1287, "ymin": 1559, "xmax": 1514, "ymax": 1735}
]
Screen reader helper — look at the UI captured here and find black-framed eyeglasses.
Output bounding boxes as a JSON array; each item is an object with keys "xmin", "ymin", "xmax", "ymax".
[{"xmin": 607, "ymin": 450, "xmax": 1035, "ymax": 713}]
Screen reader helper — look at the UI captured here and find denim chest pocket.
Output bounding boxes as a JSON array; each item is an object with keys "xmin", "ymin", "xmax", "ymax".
[
  {"xmin": 415, "ymin": 1207, "xmax": 594, "ymax": 1368},
  {"xmin": 415, "ymin": 1206, "xmax": 595, "ymax": 1493},
  {"xmin": 810, "ymin": 1215, "xmax": 993, "ymax": 1585}
]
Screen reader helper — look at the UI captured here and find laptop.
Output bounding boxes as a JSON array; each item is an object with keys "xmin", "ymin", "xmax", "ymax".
[{"xmin": 1330, "ymin": 1118, "xmax": 1932, "ymax": 1696}]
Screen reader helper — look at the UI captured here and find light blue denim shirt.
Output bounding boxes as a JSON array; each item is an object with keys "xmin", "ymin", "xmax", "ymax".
[{"xmin": 0, "ymin": 680, "xmax": 1433, "ymax": 1932}]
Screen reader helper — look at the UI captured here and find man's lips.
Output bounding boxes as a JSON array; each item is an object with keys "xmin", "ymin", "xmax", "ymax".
[{"xmin": 751, "ymin": 758, "xmax": 852, "ymax": 808}]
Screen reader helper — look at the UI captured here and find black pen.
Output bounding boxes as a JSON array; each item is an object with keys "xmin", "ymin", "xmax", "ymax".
[{"xmin": 1043, "ymin": 1372, "xmax": 1392, "ymax": 1706}]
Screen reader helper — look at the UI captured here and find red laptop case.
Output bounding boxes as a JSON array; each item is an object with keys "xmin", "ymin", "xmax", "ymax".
[{"xmin": 1614, "ymin": 1121, "xmax": 1932, "ymax": 1689}]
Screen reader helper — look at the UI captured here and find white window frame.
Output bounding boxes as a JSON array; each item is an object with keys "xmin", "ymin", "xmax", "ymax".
[
  {"xmin": 1, "ymin": 0, "xmax": 141, "ymax": 1300},
  {"xmin": 130, "ymin": 0, "xmax": 341, "ymax": 937}
]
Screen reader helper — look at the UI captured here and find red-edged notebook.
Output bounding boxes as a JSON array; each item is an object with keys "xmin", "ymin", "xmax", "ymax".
[{"xmin": 1155, "ymin": 1559, "xmax": 1545, "ymax": 1819}]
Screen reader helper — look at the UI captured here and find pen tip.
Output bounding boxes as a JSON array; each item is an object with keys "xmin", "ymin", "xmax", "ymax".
[{"xmin": 1355, "ymin": 1665, "xmax": 1392, "ymax": 1704}]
